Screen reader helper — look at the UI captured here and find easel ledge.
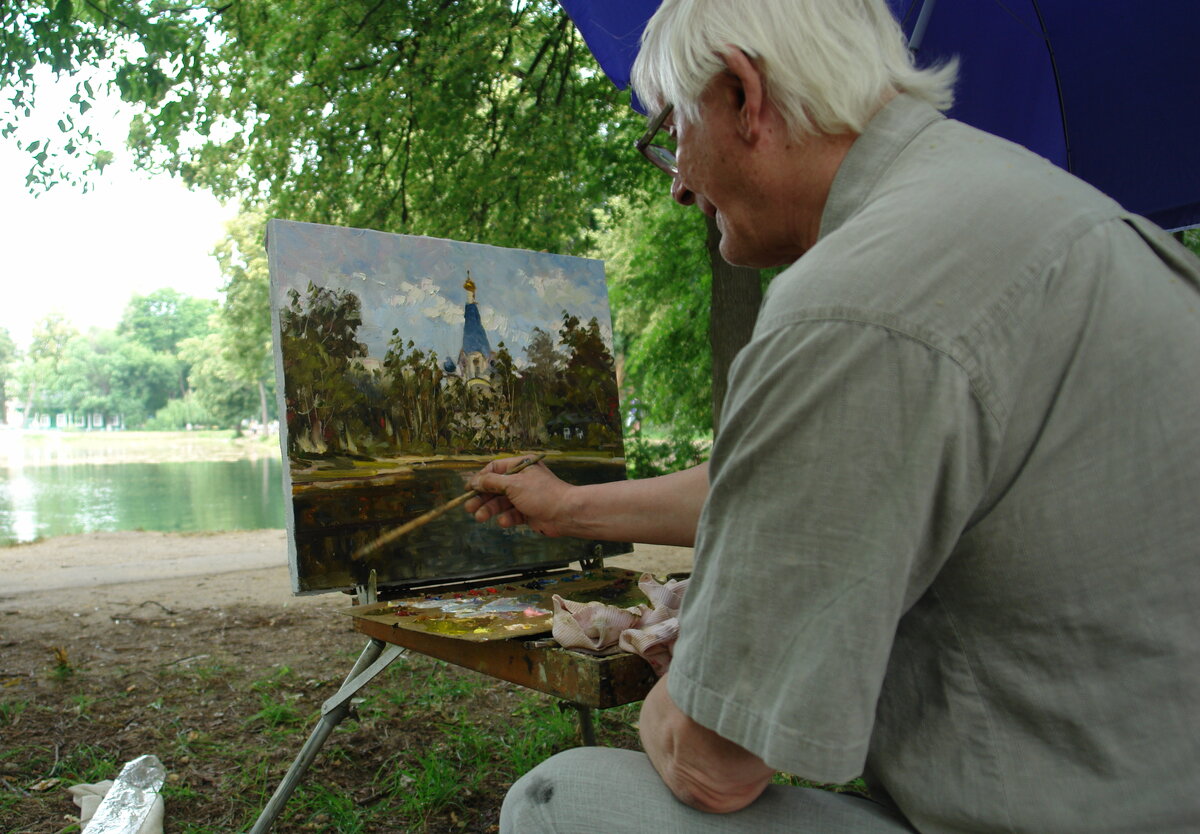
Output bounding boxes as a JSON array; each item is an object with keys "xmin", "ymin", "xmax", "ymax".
[{"xmin": 350, "ymin": 608, "xmax": 658, "ymax": 709}]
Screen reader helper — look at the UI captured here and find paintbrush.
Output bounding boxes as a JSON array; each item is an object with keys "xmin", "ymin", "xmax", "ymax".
[{"xmin": 350, "ymin": 453, "xmax": 548, "ymax": 561}]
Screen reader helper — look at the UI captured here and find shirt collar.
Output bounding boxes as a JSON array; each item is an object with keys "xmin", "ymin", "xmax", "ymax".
[{"xmin": 818, "ymin": 94, "xmax": 945, "ymax": 241}]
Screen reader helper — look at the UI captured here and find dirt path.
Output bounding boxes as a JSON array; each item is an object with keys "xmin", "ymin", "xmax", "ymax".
[{"xmin": 0, "ymin": 529, "xmax": 693, "ymax": 625}]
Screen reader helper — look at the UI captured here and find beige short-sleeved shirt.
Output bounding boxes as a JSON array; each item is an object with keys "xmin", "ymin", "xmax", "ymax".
[{"xmin": 670, "ymin": 95, "xmax": 1200, "ymax": 833}]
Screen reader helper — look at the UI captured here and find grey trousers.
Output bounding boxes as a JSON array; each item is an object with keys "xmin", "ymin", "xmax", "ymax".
[{"xmin": 500, "ymin": 748, "xmax": 917, "ymax": 833}]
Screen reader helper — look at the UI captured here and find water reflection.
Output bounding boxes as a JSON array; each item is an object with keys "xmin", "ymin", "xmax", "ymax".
[{"xmin": 0, "ymin": 458, "xmax": 285, "ymax": 546}]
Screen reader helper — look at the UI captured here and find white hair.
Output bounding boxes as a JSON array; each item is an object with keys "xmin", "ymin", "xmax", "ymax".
[{"xmin": 631, "ymin": 0, "xmax": 958, "ymax": 138}]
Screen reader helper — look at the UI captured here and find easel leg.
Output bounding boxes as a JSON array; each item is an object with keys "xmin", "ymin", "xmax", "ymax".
[
  {"xmin": 248, "ymin": 638, "xmax": 406, "ymax": 833},
  {"xmin": 570, "ymin": 703, "xmax": 597, "ymax": 746}
]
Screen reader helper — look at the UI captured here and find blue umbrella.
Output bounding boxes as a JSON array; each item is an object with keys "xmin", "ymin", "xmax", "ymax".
[{"xmin": 557, "ymin": 0, "xmax": 1200, "ymax": 230}]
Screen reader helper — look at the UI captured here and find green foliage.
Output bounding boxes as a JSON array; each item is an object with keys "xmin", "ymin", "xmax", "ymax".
[
  {"xmin": 245, "ymin": 692, "xmax": 303, "ymax": 730},
  {"xmin": 5, "ymin": 0, "xmax": 731, "ymax": 444},
  {"xmin": 772, "ymin": 772, "xmax": 870, "ymax": 796},
  {"xmin": 118, "ymin": 289, "xmax": 216, "ymax": 355},
  {"xmin": 144, "ymin": 393, "xmax": 214, "ymax": 430},
  {"xmin": 211, "ymin": 210, "xmax": 275, "ymax": 426},
  {"xmin": 289, "ymin": 785, "xmax": 366, "ymax": 833},
  {"xmin": 16, "ymin": 313, "xmax": 79, "ymax": 426},
  {"xmin": 625, "ymin": 435, "xmax": 711, "ymax": 480},
  {"xmin": 10, "ymin": 0, "xmax": 655, "ymax": 256},
  {"xmin": 601, "ymin": 192, "xmax": 714, "ymax": 440},
  {"xmin": 0, "ymin": 699, "xmax": 29, "ymax": 727},
  {"xmin": 1180, "ymin": 228, "xmax": 1200, "ymax": 259},
  {"xmin": 250, "ymin": 664, "xmax": 297, "ymax": 693},
  {"xmin": 118, "ymin": 288, "xmax": 217, "ymax": 400},
  {"xmin": 380, "ymin": 657, "xmax": 490, "ymax": 714},
  {"xmin": 53, "ymin": 743, "xmax": 119, "ymax": 784},
  {"xmin": 177, "ymin": 333, "xmax": 265, "ymax": 428},
  {"xmin": 13, "ymin": 293, "xmax": 237, "ymax": 429},
  {"xmin": 0, "ymin": 1, "xmax": 205, "ymax": 190},
  {"xmin": 57, "ymin": 330, "xmax": 179, "ymax": 426},
  {"xmin": 281, "ymin": 283, "xmax": 622, "ymax": 458}
]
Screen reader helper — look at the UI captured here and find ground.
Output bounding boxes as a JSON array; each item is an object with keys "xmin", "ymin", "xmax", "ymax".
[{"xmin": 0, "ymin": 529, "xmax": 693, "ymax": 833}]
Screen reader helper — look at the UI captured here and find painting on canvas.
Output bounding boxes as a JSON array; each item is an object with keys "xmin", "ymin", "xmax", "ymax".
[{"xmin": 266, "ymin": 220, "xmax": 630, "ymax": 594}]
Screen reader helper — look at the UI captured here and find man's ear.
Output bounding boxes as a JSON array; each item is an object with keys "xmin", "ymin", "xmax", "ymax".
[{"xmin": 721, "ymin": 49, "xmax": 766, "ymax": 143}]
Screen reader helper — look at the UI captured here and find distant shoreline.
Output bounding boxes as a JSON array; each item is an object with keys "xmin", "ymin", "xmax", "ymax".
[{"xmin": 0, "ymin": 428, "xmax": 282, "ymax": 466}]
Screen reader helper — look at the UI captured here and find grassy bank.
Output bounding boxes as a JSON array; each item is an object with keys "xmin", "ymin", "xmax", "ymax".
[{"xmin": 0, "ymin": 429, "xmax": 280, "ymax": 466}]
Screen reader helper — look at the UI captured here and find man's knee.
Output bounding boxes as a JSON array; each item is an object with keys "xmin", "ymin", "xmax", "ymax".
[{"xmin": 501, "ymin": 747, "xmax": 644, "ymax": 833}]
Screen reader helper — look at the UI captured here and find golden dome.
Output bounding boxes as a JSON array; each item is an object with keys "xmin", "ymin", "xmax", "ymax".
[{"xmin": 464, "ymin": 270, "xmax": 476, "ymax": 294}]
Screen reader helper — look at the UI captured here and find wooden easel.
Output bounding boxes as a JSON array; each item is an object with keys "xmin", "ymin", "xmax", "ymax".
[{"xmin": 248, "ymin": 568, "xmax": 657, "ymax": 833}]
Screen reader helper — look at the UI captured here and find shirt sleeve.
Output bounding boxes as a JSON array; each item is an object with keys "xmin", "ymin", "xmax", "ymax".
[{"xmin": 668, "ymin": 314, "xmax": 999, "ymax": 782}]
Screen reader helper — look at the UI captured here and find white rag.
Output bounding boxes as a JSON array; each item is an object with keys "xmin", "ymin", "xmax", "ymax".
[{"xmin": 552, "ymin": 573, "xmax": 689, "ymax": 675}]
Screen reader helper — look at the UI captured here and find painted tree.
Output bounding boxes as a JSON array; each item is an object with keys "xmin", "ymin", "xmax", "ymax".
[
  {"xmin": 557, "ymin": 312, "xmax": 619, "ymax": 445},
  {"xmin": 383, "ymin": 333, "xmax": 446, "ymax": 454},
  {"xmin": 279, "ymin": 283, "xmax": 367, "ymax": 455},
  {"xmin": 489, "ymin": 342, "xmax": 520, "ymax": 447},
  {"xmin": 524, "ymin": 326, "xmax": 563, "ymax": 385}
]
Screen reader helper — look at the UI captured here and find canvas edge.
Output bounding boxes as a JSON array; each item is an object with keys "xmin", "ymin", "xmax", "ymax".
[{"xmin": 264, "ymin": 218, "xmax": 308, "ymax": 596}]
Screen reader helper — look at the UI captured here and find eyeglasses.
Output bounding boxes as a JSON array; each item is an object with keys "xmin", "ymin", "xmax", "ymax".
[{"xmin": 635, "ymin": 103, "xmax": 677, "ymax": 176}]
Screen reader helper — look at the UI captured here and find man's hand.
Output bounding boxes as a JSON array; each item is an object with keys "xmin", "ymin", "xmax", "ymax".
[
  {"xmin": 465, "ymin": 457, "xmax": 575, "ymax": 537},
  {"xmin": 639, "ymin": 675, "xmax": 775, "ymax": 814},
  {"xmin": 465, "ymin": 458, "xmax": 709, "ymax": 546}
]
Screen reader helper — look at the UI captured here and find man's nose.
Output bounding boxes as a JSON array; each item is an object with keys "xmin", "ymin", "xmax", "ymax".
[{"xmin": 671, "ymin": 175, "xmax": 695, "ymax": 206}]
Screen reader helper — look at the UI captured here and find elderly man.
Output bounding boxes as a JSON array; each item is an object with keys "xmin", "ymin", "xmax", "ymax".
[{"xmin": 467, "ymin": 0, "xmax": 1200, "ymax": 831}]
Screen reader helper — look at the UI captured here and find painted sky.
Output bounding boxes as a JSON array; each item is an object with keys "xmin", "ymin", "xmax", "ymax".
[{"xmin": 267, "ymin": 220, "xmax": 613, "ymax": 369}]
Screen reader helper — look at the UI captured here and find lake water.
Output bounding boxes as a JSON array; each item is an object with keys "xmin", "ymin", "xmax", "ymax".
[{"xmin": 0, "ymin": 457, "xmax": 285, "ymax": 546}]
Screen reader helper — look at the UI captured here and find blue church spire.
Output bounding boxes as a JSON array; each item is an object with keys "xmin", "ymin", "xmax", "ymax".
[
  {"xmin": 456, "ymin": 271, "xmax": 494, "ymax": 384},
  {"xmin": 461, "ymin": 271, "xmax": 491, "ymax": 357}
]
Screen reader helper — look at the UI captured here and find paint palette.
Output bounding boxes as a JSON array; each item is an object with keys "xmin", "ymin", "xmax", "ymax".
[{"xmin": 344, "ymin": 566, "xmax": 646, "ymax": 642}]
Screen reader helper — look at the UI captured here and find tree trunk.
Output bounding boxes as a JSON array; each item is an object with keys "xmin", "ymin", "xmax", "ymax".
[
  {"xmin": 705, "ymin": 215, "xmax": 763, "ymax": 433},
  {"xmin": 23, "ymin": 381, "xmax": 36, "ymax": 428},
  {"xmin": 257, "ymin": 378, "xmax": 270, "ymax": 429}
]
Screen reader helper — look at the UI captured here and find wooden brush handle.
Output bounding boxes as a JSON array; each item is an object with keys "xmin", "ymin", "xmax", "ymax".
[{"xmin": 350, "ymin": 453, "xmax": 547, "ymax": 561}]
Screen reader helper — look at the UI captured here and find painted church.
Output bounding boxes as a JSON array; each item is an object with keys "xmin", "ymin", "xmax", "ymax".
[{"xmin": 442, "ymin": 271, "xmax": 494, "ymax": 387}]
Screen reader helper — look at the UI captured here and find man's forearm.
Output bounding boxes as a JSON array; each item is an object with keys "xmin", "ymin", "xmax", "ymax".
[
  {"xmin": 639, "ymin": 675, "xmax": 774, "ymax": 813},
  {"xmin": 561, "ymin": 462, "xmax": 708, "ymax": 546}
]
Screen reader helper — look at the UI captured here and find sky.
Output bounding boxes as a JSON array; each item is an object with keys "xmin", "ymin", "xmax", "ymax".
[{"xmin": 0, "ymin": 72, "xmax": 237, "ymax": 350}]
